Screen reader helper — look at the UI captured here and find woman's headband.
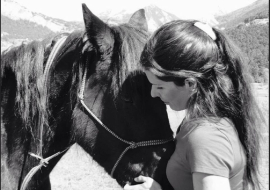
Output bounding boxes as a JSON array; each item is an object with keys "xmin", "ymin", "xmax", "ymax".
[{"xmin": 194, "ymin": 22, "xmax": 216, "ymax": 41}]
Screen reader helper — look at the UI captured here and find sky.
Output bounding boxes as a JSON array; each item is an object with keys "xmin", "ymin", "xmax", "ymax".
[{"xmin": 15, "ymin": 0, "xmax": 258, "ymax": 22}]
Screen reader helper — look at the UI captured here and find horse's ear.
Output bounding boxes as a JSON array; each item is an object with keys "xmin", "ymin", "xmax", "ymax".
[
  {"xmin": 128, "ymin": 9, "xmax": 148, "ymax": 32},
  {"xmin": 82, "ymin": 3, "xmax": 114, "ymax": 52}
]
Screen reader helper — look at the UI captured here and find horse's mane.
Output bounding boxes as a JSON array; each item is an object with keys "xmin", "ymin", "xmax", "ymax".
[
  {"xmin": 1, "ymin": 41, "xmax": 48, "ymax": 134},
  {"xmin": 1, "ymin": 32, "xmax": 82, "ymax": 134}
]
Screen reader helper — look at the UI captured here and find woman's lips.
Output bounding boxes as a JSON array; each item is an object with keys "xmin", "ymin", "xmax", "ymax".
[{"xmin": 160, "ymin": 98, "xmax": 169, "ymax": 104}]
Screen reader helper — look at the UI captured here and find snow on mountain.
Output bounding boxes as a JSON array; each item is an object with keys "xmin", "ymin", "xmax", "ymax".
[
  {"xmin": 2, "ymin": 0, "xmax": 179, "ymax": 38},
  {"xmin": 1, "ymin": 0, "xmax": 81, "ymax": 33},
  {"xmin": 144, "ymin": 5, "xmax": 179, "ymax": 32},
  {"xmin": 1, "ymin": 1, "xmax": 221, "ymax": 51},
  {"xmin": 99, "ymin": 4, "xmax": 179, "ymax": 32},
  {"xmin": 0, "ymin": 2, "xmax": 179, "ymax": 52}
]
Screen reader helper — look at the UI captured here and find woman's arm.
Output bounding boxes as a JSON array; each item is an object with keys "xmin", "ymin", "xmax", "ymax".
[{"xmin": 193, "ymin": 172, "xmax": 231, "ymax": 190}]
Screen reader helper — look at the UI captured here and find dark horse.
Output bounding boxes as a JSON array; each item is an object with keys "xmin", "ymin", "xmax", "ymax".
[{"xmin": 1, "ymin": 4, "xmax": 175, "ymax": 190}]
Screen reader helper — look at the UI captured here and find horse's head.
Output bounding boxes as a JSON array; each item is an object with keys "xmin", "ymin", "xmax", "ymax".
[{"xmin": 72, "ymin": 4, "xmax": 175, "ymax": 189}]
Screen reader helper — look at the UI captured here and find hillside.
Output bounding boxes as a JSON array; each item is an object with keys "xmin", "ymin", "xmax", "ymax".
[
  {"xmin": 225, "ymin": 23, "xmax": 269, "ymax": 83},
  {"xmin": 1, "ymin": 0, "xmax": 84, "ymax": 52},
  {"xmin": 1, "ymin": 2, "xmax": 179, "ymax": 52},
  {"xmin": 214, "ymin": 0, "xmax": 269, "ymax": 83},
  {"xmin": 1, "ymin": 0, "xmax": 84, "ymax": 33},
  {"xmin": 216, "ymin": 0, "xmax": 269, "ymax": 29},
  {"xmin": 1, "ymin": 15, "xmax": 56, "ymax": 40}
]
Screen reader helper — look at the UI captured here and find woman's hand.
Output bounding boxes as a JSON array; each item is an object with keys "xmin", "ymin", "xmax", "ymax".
[{"xmin": 124, "ymin": 175, "xmax": 162, "ymax": 190}]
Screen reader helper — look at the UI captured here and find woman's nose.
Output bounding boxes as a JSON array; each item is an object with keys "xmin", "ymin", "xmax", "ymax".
[{"xmin": 151, "ymin": 86, "xmax": 159, "ymax": 98}]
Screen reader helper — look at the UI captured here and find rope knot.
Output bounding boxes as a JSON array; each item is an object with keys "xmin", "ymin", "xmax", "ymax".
[
  {"xmin": 130, "ymin": 142, "xmax": 138, "ymax": 149},
  {"xmin": 78, "ymin": 93, "xmax": 84, "ymax": 100},
  {"xmin": 29, "ymin": 152, "xmax": 49, "ymax": 167},
  {"xmin": 40, "ymin": 159, "xmax": 49, "ymax": 167}
]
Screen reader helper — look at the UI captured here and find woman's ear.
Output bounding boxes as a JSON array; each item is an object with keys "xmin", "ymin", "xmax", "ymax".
[{"xmin": 184, "ymin": 78, "xmax": 197, "ymax": 93}]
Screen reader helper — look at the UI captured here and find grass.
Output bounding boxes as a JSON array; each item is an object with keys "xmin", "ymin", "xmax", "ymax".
[{"xmin": 49, "ymin": 83, "xmax": 268, "ymax": 189}]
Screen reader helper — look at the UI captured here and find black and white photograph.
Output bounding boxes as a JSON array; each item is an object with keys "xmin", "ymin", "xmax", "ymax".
[{"xmin": 1, "ymin": 0, "xmax": 269, "ymax": 189}]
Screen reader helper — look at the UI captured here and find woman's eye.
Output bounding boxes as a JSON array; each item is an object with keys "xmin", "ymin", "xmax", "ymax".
[{"xmin": 157, "ymin": 87, "xmax": 163, "ymax": 90}]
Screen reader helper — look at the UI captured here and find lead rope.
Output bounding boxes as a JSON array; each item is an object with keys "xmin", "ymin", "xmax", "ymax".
[
  {"xmin": 78, "ymin": 65, "xmax": 174, "ymax": 178},
  {"xmin": 20, "ymin": 35, "xmax": 69, "ymax": 190},
  {"xmin": 20, "ymin": 148, "xmax": 69, "ymax": 190}
]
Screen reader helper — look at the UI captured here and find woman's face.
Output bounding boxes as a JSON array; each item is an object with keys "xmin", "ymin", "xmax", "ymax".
[{"xmin": 145, "ymin": 70, "xmax": 192, "ymax": 111}]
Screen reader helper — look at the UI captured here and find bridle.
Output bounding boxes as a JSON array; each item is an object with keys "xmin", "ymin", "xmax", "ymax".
[
  {"xmin": 78, "ymin": 52, "xmax": 174, "ymax": 178},
  {"xmin": 20, "ymin": 35, "xmax": 174, "ymax": 189}
]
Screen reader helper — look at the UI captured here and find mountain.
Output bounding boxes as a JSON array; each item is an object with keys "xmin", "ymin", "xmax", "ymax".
[
  {"xmin": 99, "ymin": 4, "xmax": 179, "ymax": 32},
  {"xmin": 1, "ymin": 1, "xmax": 179, "ymax": 52},
  {"xmin": 144, "ymin": 5, "xmax": 179, "ymax": 32},
  {"xmin": 1, "ymin": 0, "xmax": 84, "ymax": 33},
  {"xmin": 215, "ymin": 0, "xmax": 269, "ymax": 29},
  {"xmin": 1, "ymin": 0, "xmax": 84, "ymax": 51}
]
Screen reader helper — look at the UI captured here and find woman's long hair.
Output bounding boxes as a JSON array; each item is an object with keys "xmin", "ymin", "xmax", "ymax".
[{"xmin": 140, "ymin": 20, "xmax": 265, "ymax": 190}]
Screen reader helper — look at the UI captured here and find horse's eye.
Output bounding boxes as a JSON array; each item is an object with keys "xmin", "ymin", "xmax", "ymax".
[{"xmin": 121, "ymin": 96, "xmax": 133, "ymax": 103}]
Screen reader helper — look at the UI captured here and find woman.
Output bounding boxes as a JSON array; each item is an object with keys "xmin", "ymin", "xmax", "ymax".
[{"xmin": 124, "ymin": 20, "xmax": 264, "ymax": 190}]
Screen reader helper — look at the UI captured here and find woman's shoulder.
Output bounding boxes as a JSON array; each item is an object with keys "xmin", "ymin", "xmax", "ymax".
[
  {"xmin": 178, "ymin": 117, "xmax": 236, "ymax": 139},
  {"xmin": 176, "ymin": 117, "xmax": 238, "ymax": 153}
]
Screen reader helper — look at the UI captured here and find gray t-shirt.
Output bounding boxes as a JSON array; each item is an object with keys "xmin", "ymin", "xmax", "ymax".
[{"xmin": 166, "ymin": 118, "xmax": 246, "ymax": 190}]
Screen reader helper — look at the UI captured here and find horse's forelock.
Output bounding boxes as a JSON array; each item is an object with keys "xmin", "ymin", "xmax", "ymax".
[{"xmin": 109, "ymin": 24, "xmax": 149, "ymax": 98}]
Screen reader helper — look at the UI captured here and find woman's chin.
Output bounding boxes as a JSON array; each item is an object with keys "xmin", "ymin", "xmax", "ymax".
[{"xmin": 169, "ymin": 105, "xmax": 184, "ymax": 111}]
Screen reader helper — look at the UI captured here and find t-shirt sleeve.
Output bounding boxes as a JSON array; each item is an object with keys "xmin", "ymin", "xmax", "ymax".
[{"xmin": 186, "ymin": 125, "xmax": 234, "ymax": 178}]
